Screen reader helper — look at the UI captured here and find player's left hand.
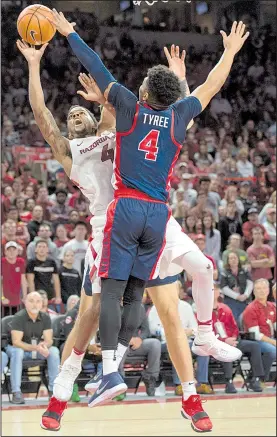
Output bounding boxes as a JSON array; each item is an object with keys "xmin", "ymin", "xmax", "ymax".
[
  {"xmin": 16, "ymin": 40, "xmax": 48, "ymax": 64},
  {"xmin": 50, "ymin": 9, "xmax": 76, "ymax": 37},
  {"xmin": 54, "ymin": 297, "xmax": 62, "ymax": 304},
  {"xmin": 164, "ymin": 44, "xmax": 186, "ymax": 80},
  {"xmin": 129, "ymin": 337, "xmax": 143, "ymax": 350},
  {"xmin": 77, "ymin": 73, "xmax": 106, "ymax": 105}
]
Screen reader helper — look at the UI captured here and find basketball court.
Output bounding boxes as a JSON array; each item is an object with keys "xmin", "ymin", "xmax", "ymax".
[{"xmin": 2, "ymin": 391, "xmax": 276, "ymax": 436}]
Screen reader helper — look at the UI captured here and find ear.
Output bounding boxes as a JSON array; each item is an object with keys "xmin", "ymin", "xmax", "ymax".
[{"xmin": 143, "ymin": 92, "xmax": 149, "ymax": 101}]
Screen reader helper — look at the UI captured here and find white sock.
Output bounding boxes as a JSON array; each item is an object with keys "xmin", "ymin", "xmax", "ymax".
[
  {"xmin": 102, "ymin": 350, "xmax": 118, "ymax": 375},
  {"xmin": 116, "ymin": 343, "xmax": 128, "ymax": 368},
  {"xmin": 181, "ymin": 381, "xmax": 197, "ymax": 401},
  {"xmin": 66, "ymin": 348, "xmax": 85, "ymax": 367},
  {"xmin": 196, "ymin": 325, "xmax": 213, "ymax": 343}
]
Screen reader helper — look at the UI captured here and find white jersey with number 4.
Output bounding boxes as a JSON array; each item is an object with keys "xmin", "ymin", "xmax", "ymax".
[{"xmin": 69, "ymin": 131, "xmax": 115, "ymax": 220}]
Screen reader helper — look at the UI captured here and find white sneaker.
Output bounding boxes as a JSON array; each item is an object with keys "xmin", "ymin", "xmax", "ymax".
[
  {"xmin": 53, "ymin": 359, "xmax": 82, "ymax": 401},
  {"xmin": 192, "ymin": 333, "xmax": 242, "ymax": 362}
]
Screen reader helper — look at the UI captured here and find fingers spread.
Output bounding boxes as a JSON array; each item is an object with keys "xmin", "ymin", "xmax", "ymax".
[{"xmin": 231, "ymin": 21, "xmax": 237, "ymax": 34}]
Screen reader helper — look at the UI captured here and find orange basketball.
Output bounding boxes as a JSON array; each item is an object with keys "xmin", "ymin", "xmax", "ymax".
[{"xmin": 17, "ymin": 4, "xmax": 56, "ymax": 46}]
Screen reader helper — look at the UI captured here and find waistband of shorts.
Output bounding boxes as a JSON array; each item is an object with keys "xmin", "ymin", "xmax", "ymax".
[{"xmin": 114, "ymin": 187, "xmax": 165, "ymax": 203}]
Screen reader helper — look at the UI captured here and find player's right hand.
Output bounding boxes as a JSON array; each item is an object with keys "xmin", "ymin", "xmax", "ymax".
[
  {"xmin": 220, "ymin": 21, "xmax": 250, "ymax": 55},
  {"xmin": 164, "ymin": 44, "xmax": 186, "ymax": 80},
  {"xmin": 16, "ymin": 39, "xmax": 48, "ymax": 64}
]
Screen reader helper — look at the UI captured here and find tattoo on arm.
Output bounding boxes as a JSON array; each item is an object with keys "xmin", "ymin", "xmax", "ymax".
[{"xmin": 34, "ymin": 107, "xmax": 71, "ymax": 160}]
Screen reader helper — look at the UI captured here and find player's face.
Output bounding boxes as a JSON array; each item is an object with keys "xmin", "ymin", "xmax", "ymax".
[
  {"xmin": 139, "ymin": 77, "xmax": 148, "ymax": 102},
  {"xmin": 67, "ymin": 108, "xmax": 95, "ymax": 138}
]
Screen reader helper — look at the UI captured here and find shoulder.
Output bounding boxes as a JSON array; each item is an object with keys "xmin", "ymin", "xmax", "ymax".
[
  {"xmin": 40, "ymin": 312, "xmax": 51, "ymax": 324},
  {"xmin": 13, "ymin": 309, "xmax": 27, "ymax": 321},
  {"xmin": 219, "ymin": 303, "xmax": 233, "ymax": 314}
]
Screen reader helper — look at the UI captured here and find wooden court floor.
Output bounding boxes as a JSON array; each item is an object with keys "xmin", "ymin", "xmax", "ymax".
[{"xmin": 2, "ymin": 395, "xmax": 276, "ymax": 436}]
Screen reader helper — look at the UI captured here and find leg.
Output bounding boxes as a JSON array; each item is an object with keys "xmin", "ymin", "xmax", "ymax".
[
  {"xmin": 5, "ymin": 345, "xmax": 25, "ymax": 394},
  {"xmin": 1, "ymin": 351, "xmax": 8, "ymax": 374},
  {"xmin": 44, "ymin": 347, "xmax": 60, "ymax": 392},
  {"xmin": 258, "ymin": 341, "xmax": 276, "ymax": 381},
  {"xmin": 238, "ymin": 340, "xmax": 265, "ymax": 378}
]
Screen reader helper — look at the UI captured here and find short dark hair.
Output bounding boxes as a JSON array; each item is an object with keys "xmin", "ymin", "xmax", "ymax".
[
  {"xmin": 35, "ymin": 239, "xmax": 48, "ymax": 248},
  {"xmin": 68, "ymin": 105, "xmax": 98, "ymax": 129},
  {"xmin": 39, "ymin": 222, "xmax": 51, "ymax": 231},
  {"xmin": 199, "ymin": 176, "xmax": 211, "ymax": 184},
  {"xmin": 147, "ymin": 65, "xmax": 181, "ymax": 107},
  {"xmin": 56, "ymin": 188, "xmax": 68, "ymax": 196},
  {"xmin": 74, "ymin": 221, "xmax": 87, "ymax": 230}
]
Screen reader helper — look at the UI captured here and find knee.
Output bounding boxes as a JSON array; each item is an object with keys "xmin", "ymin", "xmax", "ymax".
[
  {"xmin": 48, "ymin": 346, "xmax": 60, "ymax": 359},
  {"xmin": 123, "ymin": 276, "xmax": 145, "ymax": 305},
  {"xmin": 10, "ymin": 347, "xmax": 24, "ymax": 360},
  {"xmin": 147, "ymin": 338, "xmax": 161, "ymax": 355}
]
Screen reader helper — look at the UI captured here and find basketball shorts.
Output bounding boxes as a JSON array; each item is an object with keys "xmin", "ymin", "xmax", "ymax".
[{"xmin": 98, "ymin": 197, "xmax": 171, "ymax": 281}]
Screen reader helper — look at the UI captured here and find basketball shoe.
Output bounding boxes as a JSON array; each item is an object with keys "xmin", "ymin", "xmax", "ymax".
[
  {"xmin": 181, "ymin": 394, "xmax": 212, "ymax": 433},
  {"xmin": 85, "ymin": 369, "xmax": 102, "ymax": 393},
  {"xmin": 53, "ymin": 359, "xmax": 82, "ymax": 401},
  {"xmin": 88, "ymin": 371, "xmax": 127, "ymax": 408},
  {"xmin": 41, "ymin": 396, "xmax": 67, "ymax": 431},
  {"xmin": 192, "ymin": 331, "xmax": 242, "ymax": 362}
]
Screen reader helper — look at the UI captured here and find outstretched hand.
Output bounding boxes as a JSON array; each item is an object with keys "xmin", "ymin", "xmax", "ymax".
[
  {"xmin": 220, "ymin": 21, "xmax": 249, "ymax": 55},
  {"xmin": 50, "ymin": 9, "xmax": 76, "ymax": 37},
  {"xmin": 77, "ymin": 73, "xmax": 106, "ymax": 105},
  {"xmin": 16, "ymin": 40, "xmax": 48, "ymax": 64},
  {"xmin": 164, "ymin": 44, "xmax": 186, "ymax": 80}
]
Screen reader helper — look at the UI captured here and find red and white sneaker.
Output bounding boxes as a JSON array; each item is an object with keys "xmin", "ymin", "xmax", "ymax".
[
  {"xmin": 181, "ymin": 395, "xmax": 212, "ymax": 433},
  {"xmin": 40, "ymin": 396, "xmax": 67, "ymax": 431}
]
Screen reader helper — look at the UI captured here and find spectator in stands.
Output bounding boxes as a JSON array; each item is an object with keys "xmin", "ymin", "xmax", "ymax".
[
  {"xmin": 66, "ymin": 295, "xmax": 80, "ymax": 312},
  {"xmin": 68, "ymin": 191, "xmax": 89, "ymax": 217},
  {"xmin": 194, "ymin": 234, "xmax": 218, "ymax": 281},
  {"xmin": 21, "ymin": 119, "xmax": 45, "ymax": 146},
  {"xmin": 19, "ymin": 165, "xmax": 37, "ymax": 190},
  {"xmin": 220, "ymin": 186, "xmax": 245, "ymax": 219},
  {"xmin": 49, "ymin": 189, "xmax": 72, "ymax": 224},
  {"xmin": 172, "ymin": 190, "xmax": 189, "ymax": 224},
  {"xmin": 25, "ymin": 198, "xmax": 36, "ymax": 216},
  {"xmin": 222, "ymin": 234, "xmax": 249, "ymax": 269},
  {"xmin": 36, "ymin": 187, "xmax": 53, "ymax": 221},
  {"xmin": 54, "ymin": 224, "xmax": 69, "ymax": 250},
  {"xmin": 190, "ymin": 191, "xmax": 208, "ymax": 219},
  {"xmin": 24, "ymin": 185, "xmax": 35, "ymax": 200},
  {"xmin": 119, "ymin": 304, "xmax": 161, "ymax": 396},
  {"xmin": 193, "ymin": 141, "xmax": 214, "ymax": 169},
  {"xmin": 210, "ymin": 92, "xmax": 232, "ymax": 120},
  {"xmin": 12, "ymin": 179, "xmax": 24, "ymax": 199},
  {"xmin": 64, "ymin": 210, "xmax": 80, "ymax": 238},
  {"xmin": 259, "ymin": 191, "xmax": 276, "ymax": 225},
  {"xmin": 262, "ymin": 208, "xmax": 276, "ymax": 250},
  {"xmin": 238, "ymin": 181, "xmax": 255, "ymax": 223},
  {"xmin": 59, "ymin": 222, "xmax": 88, "ymax": 275},
  {"xmin": 27, "ymin": 223, "xmax": 59, "ymax": 265},
  {"xmin": 148, "ymin": 296, "xmax": 212, "ymax": 395},
  {"xmin": 243, "ymin": 279, "xmax": 276, "ymax": 381},
  {"xmin": 2, "ymin": 219, "xmax": 26, "ymax": 257},
  {"xmin": 196, "ymin": 177, "xmax": 221, "ymax": 221},
  {"xmin": 1, "ymin": 241, "xmax": 27, "ymax": 316},
  {"xmin": 59, "ymin": 250, "xmax": 82, "ymax": 304},
  {"xmin": 27, "ymin": 205, "xmax": 44, "ymax": 241},
  {"xmin": 218, "ymin": 202, "xmax": 243, "ymax": 252},
  {"xmin": 2, "ymin": 119, "xmax": 20, "ymax": 147},
  {"xmin": 5, "ymin": 291, "xmax": 60, "ymax": 404},
  {"xmin": 6, "ymin": 206, "xmax": 30, "ymax": 242},
  {"xmin": 246, "ymin": 227, "xmax": 275, "ymax": 287},
  {"xmin": 183, "ymin": 214, "xmax": 197, "ymax": 240},
  {"xmin": 202, "ymin": 212, "xmax": 221, "ymax": 262},
  {"xmin": 242, "ymin": 208, "xmax": 269, "ymax": 249},
  {"xmin": 212, "ymin": 286, "xmax": 265, "ymax": 393},
  {"xmin": 26, "ymin": 240, "xmax": 61, "ymax": 304},
  {"xmin": 172, "ymin": 173, "xmax": 197, "ymax": 208},
  {"xmin": 236, "ymin": 148, "xmax": 254, "ymax": 178},
  {"xmin": 220, "ymin": 252, "xmax": 253, "ymax": 322},
  {"xmin": 38, "ymin": 290, "xmax": 57, "ymax": 320}
]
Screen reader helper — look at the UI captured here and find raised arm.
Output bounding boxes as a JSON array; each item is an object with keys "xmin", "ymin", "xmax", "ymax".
[
  {"xmin": 191, "ymin": 21, "xmax": 249, "ymax": 111},
  {"xmin": 16, "ymin": 40, "xmax": 72, "ymax": 176}
]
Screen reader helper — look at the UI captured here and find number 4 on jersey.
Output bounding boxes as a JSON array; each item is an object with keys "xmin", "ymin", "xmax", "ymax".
[{"xmin": 138, "ymin": 129, "xmax": 160, "ymax": 161}]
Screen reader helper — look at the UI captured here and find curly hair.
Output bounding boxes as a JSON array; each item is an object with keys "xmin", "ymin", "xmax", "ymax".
[{"xmin": 147, "ymin": 65, "xmax": 181, "ymax": 107}]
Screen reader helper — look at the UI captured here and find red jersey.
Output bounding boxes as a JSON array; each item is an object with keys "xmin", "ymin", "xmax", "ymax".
[
  {"xmin": 212, "ymin": 303, "xmax": 239, "ymax": 341},
  {"xmin": 1, "ymin": 257, "xmax": 25, "ymax": 306},
  {"xmin": 243, "ymin": 300, "xmax": 276, "ymax": 338}
]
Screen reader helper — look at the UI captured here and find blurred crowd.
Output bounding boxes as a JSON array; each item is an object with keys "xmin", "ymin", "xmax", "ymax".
[{"xmin": 1, "ymin": 4, "xmax": 276, "ymax": 403}]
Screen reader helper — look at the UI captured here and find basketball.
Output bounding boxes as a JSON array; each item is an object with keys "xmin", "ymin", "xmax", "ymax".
[{"xmin": 17, "ymin": 4, "xmax": 56, "ymax": 46}]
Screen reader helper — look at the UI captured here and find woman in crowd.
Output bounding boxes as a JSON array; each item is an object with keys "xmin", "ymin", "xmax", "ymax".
[{"xmin": 202, "ymin": 211, "xmax": 221, "ymax": 262}]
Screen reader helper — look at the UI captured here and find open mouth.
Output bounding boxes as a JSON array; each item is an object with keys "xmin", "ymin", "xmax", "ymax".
[{"xmin": 74, "ymin": 119, "xmax": 83, "ymax": 126}]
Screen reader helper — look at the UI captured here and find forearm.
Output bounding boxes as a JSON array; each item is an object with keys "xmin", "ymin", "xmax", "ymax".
[
  {"xmin": 13, "ymin": 340, "xmax": 36, "ymax": 352},
  {"xmin": 261, "ymin": 335, "xmax": 276, "ymax": 346},
  {"xmin": 250, "ymin": 259, "xmax": 270, "ymax": 268},
  {"xmin": 53, "ymin": 277, "xmax": 61, "ymax": 299},
  {"xmin": 21, "ymin": 275, "xmax": 28, "ymax": 300},
  {"xmin": 67, "ymin": 32, "xmax": 116, "ymax": 94},
  {"xmin": 97, "ymin": 105, "xmax": 116, "ymax": 135},
  {"xmin": 180, "ymin": 78, "xmax": 190, "ymax": 98},
  {"xmin": 28, "ymin": 62, "xmax": 46, "ymax": 112},
  {"xmin": 243, "ymin": 280, "xmax": 253, "ymax": 298},
  {"xmin": 27, "ymin": 277, "xmax": 35, "ymax": 293},
  {"xmin": 222, "ymin": 285, "xmax": 239, "ymax": 300},
  {"xmin": 206, "ymin": 49, "xmax": 235, "ymax": 93}
]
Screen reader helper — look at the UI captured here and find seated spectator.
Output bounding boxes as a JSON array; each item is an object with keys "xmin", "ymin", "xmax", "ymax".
[
  {"xmin": 119, "ymin": 304, "xmax": 161, "ymax": 396},
  {"xmin": 212, "ymin": 285, "xmax": 266, "ymax": 394},
  {"xmin": 246, "ymin": 227, "xmax": 275, "ymax": 291},
  {"xmin": 242, "ymin": 207, "xmax": 269, "ymax": 250},
  {"xmin": 66, "ymin": 295, "xmax": 80, "ymax": 312},
  {"xmin": 54, "ymin": 224, "xmax": 69, "ymax": 250},
  {"xmin": 238, "ymin": 181, "xmax": 255, "ymax": 223},
  {"xmin": 243, "ymin": 279, "xmax": 276, "ymax": 381},
  {"xmin": 220, "ymin": 251, "xmax": 253, "ymax": 322},
  {"xmin": 222, "ymin": 234, "xmax": 249, "ymax": 269},
  {"xmin": 202, "ymin": 212, "xmax": 221, "ymax": 262},
  {"xmin": 2, "ymin": 219, "xmax": 26, "ymax": 257},
  {"xmin": 60, "ymin": 250, "xmax": 82, "ymax": 304},
  {"xmin": 148, "ymin": 296, "xmax": 212, "ymax": 395},
  {"xmin": 15, "ymin": 196, "xmax": 30, "ymax": 223},
  {"xmin": 68, "ymin": 191, "xmax": 89, "ymax": 217},
  {"xmin": 36, "ymin": 187, "xmax": 54, "ymax": 222},
  {"xmin": 19, "ymin": 165, "xmax": 38, "ymax": 190},
  {"xmin": 59, "ymin": 222, "xmax": 89, "ymax": 275},
  {"xmin": 26, "ymin": 240, "xmax": 61, "ymax": 304},
  {"xmin": 64, "ymin": 210, "xmax": 80, "ymax": 238},
  {"xmin": 259, "ymin": 191, "xmax": 276, "ymax": 225},
  {"xmin": 183, "ymin": 214, "xmax": 197, "ymax": 240},
  {"xmin": 236, "ymin": 148, "xmax": 254, "ymax": 178},
  {"xmin": 262, "ymin": 208, "xmax": 276, "ymax": 250},
  {"xmin": 5, "ymin": 292, "xmax": 60, "ymax": 404},
  {"xmin": 218, "ymin": 202, "xmax": 243, "ymax": 252},
  {"xmin": 27, "ymin": 205, "xmax": 44, "ymax": 242},
  {"xmin": 220, "ymin": 186, "xmax": 244, "ymax": 219},
  {"xmin": 38, "ymin": 290, "xmax": 57, "ymax": 320},
  {"xmin": 27, "ymin": 223, "xmax": 59, "ymax": 265},
  {"xmin": 1, "ymin": 241, "xmax": 27, "ymax": 316},
  {"xmin": 6, "ymin": 206, "xmax": 30, "ymax": 242},
  {"xmin": 49, "ymin": 189, "xmax": 72, "ymax": 225},
  {"xmin": 193, "ymin": 234, "xmax": 218, "ymax": 281}
]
